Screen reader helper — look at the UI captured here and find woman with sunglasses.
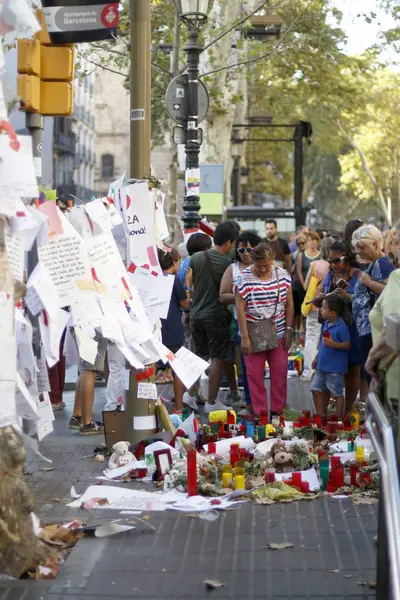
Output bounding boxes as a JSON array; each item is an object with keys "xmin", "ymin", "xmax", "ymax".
[
  {"xmin": 220, "ymin": 230, "xmax": 262, "ymax": 411},
  {"xmin": 321, "ymin": 241, "xmax": 361, "ymax": 410}
]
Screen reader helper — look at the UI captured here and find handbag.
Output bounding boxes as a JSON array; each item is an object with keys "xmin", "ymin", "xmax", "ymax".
[
  {"xmin": 301, "ymin": 262, "xmax": 319, "ymax": 317},
  {"xmin": 246, "ymin": 268, "xmax": 280, "ymax": 353}
]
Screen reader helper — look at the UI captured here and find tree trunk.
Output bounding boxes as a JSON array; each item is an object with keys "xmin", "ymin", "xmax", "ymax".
[
  {"xmin": 337, "ymin": 121, "xmax": 390, "ymax": 223},
  {"xmin": 0, "ymin": 222, "xmax": 45, "ymax": 578}
]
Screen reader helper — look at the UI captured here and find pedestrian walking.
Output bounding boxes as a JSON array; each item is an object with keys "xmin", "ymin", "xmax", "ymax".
[
  {"xmin": 219, "ymin": 230, "xmax": 262, "ymax": 412},
  {"xmin": 301, "ymin": 236, "xmax": 333, "ymax": 381},
  {"xmin": 351, "ymin": 225, "xmax": 394, "ymax": 398},
  {"xmin": 236, "ymin": 243, "xmax": 294, "ymax": 417},
  {"xmin": 310, "ymin": 295, "xmax": 351, "ymax": 418},
  {"xmin": 186, "ymin": 221, "xmax": 239, "ymax": 413},
  {"xmin": 293, "ymin": 231, "xmax": 320, "ymax": 338}
]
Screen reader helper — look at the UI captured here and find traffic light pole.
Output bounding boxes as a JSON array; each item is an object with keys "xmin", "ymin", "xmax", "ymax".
[
  {"xmin": 126, "ymin": 0, "xmax": 155, "ymax": 445},
  {"xmin": 26, "ymin": 112, "xmax": 43, "ymax": 358},
  {"xmin": 130, "ymin": 0, "xmax": 151, "ymax": 179}
]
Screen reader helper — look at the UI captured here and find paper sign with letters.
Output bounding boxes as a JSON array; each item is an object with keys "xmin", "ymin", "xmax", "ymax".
[
  {"xmin": 130, "ymin": 268, "xmax": 174, "ymax": 308},
  {"xmin": 122, "ymin": 181, "xmax": 159, "ymax": 269},
  {"xmin": 38, "ymin": 211, "xmax": 91, "ymax": 307},
  {"xmin": 28, "ymin": 395, "xmax": 54, "ymax": 441},
  {"xmin": 170, "ymin": 347, "xmax": 209, "ymax": 389},
  {"xmin": 84, "ymin": 231, "xmax": 126, "ymax": 286},
  {"xmin": 5, "ymin": 229, "xmax": 25, "ymax": 281},
  {"xmin": 36, "ymin": 354, "xmax": 51, "ymax": 392},
  {"xmin": 71, "ymin": 294, "xmax": 103, "ymax": 335},
  {"xmin": 137, "ymin": 382, "xmax": 157, "ymax": 400},
  {"xmin": 39, "ymin": 308, "xmax": 70, "ymax": 368}
]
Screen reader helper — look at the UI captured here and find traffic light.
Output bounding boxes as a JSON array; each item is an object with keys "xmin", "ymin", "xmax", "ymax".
[{"xmin": 17, "ymin": 9, "xmax": 74, "ymax": 116}]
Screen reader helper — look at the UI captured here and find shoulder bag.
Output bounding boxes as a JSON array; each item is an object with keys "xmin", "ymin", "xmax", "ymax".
[{"xmin": 246, "ymin": 267, "xmax": 280, "ymax": 353}]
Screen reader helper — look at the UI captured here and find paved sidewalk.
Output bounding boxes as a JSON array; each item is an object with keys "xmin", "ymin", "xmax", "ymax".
[{"xmin": 0, "ymin": 380, "xmax": 378, "ymax": 599}]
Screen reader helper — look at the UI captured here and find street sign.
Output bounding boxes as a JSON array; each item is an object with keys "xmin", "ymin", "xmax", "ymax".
[
  {"xmin": 166, "ymin": 74, "xmax": 209, "ymax": 125},
  {"xmin": 41, "ymin": 1, "xmax": 120, "ymax": 44}
]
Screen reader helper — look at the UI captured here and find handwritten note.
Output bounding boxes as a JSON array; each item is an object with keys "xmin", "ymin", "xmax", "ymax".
[
  {"xmin": 16, "ymin": 372, "xmax": 38, "ymax": 420},
  {"xmin": 169, "ymin": 347, "xmax": 209, "ymax": 389},
  {"xmin": 84, "ymin": 231, "xmax": 125, "ymax": 285},
  {"xmin": 0, "ymin": 135, "xmax": 38, "ymax": 198},
  {"xmin": 36, "ymin": 354, "xmax": 51, "ymax": 392},
  {"xmin": 0, "ymin": 381, "xmax": 16, "ymax": 427},
  {"xmin": 137, "ymin": 382, "xmax": 158, "ymax": 400},
  {"xmin": 5, "ymin": 229, "xmax": 25, "ymax": 281},
  {"xmin": 27, "ymin": 262, "xmax": 60, "ymax": 321},
  {"xmin": 74, "ymin": 325, "xmax": 98, "ymax": 364},
  {"xmin": 85, "ymin": 198, "xmax": 114, "ymax": 233},
  {"xmin": 154, "ymin": 189, "xmax": 169, "ymax": 241},
  {"xmin": 28, "ymin": 395, "xmax": 54, "ymax": 441},
  {"xmin": 39, "ymin": 309, "xmax": 70, "ymax": 368},
  {"xmin": 38, "ymin": 201, "xmax": 63, "ymax": 237},
  {"xmin": 38, "ymin": 215, "xmax": 91, "ymax": 307}
]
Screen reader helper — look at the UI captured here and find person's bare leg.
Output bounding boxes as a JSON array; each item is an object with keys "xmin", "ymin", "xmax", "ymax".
[
  {"xmin": 73, "ymin": 375, "xmax": 82, "ymax": 418},
  {"xmin": 172, "ymin": 373, "xmax": 185, "ymax": 412},
  {"xmin": 224, "ymin": 360, "xmax": 238, "ymax": 393},
  {"xmin": 208, "ymin": 358, "xmax": 224, "ymax": 404},
  {"xmin": 76, "ymin": 371, "xmax": 97, "ymax": 425},
  {"xmin": 344, "ymin": 364, "xmax": 360, "ymax": 412},
  {"xmin": 334, "ymin": 395, "xmax": 345, "ymax": 419},
  {"xmin": 313, "ymin": 391, "xmax": 329, "ymax": 417}
]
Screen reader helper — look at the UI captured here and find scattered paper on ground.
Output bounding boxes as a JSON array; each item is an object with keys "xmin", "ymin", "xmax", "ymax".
[
  {"xmin": 265, "ymin": 542, "xmax": 294, "ymax": 550},
  {"xmin": 204, "ymin": 579, "xmax": 226, "ymax": 590}
]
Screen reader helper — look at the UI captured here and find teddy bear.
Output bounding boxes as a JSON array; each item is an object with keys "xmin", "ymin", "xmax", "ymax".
[
  {"xmin": 108, "ymin": 441, "xmax": 137, "ymax": 470},
  {"xmin": 270, "ymin": 441, "xmax": 293, "ymax": 472}
]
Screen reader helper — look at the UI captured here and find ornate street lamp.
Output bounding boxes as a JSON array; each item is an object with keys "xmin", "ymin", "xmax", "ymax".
[{"xmin": 175, "ymin": 0, "xmax": 212, "ymax": 230}]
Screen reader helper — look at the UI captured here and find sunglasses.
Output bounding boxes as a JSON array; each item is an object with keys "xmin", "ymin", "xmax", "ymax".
[
  {"xmin": 327, "ymin": 256, "xmax": 345, "ymax": 265},
  {"xmin": 297, "ymin": 241, "xmax": 306, "ymax": 246},
  {"xmin": 238, "ymin": 247, "xmax": 254, "ymax": 254}
]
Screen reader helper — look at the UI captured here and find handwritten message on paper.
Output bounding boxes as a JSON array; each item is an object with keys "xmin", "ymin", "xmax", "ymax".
[
  {"xmin": 169, "ymin": 347, "xmax": 209, "ymax": 390},
  {"xmin": 38, "ymin": 234, "xmax": 90, "ymax": 307},
  {"xmin": 85, "ymin": 232, "xmax": 125, "ymax": 284},
  {"xmin": 137, "ymin": 382, "xmax": 158, "ymax": 400},
  {"xmin": 5, "ymin": 230, "xmax": 25, "ymax": 281}
]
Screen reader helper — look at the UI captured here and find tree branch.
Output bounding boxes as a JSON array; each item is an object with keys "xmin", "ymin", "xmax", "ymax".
[
  {"xmin": 337, "ymin": 120, "xmax": 390, "ymax": 222},
  {"xmin": 200, "ymin": 0, "xmax": 318, "ymax": 77},
  {"xmin": 202, "ymin": 0, "xmax": 270, "ymax": 53},
  {"xmin": 81, "ymin": 55, "xmax": 127, "ymax": 77}
]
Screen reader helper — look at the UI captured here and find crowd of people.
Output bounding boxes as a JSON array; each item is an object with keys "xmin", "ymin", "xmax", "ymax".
[{"xmin": 49, "ymin": 215, "xmax": 400, "ymax": 433}]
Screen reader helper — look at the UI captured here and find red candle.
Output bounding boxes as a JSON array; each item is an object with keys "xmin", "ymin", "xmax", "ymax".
[
  {"xmin": 265, "ymin": 470, "xmax": 275, "ymax": 483},
  {"xmin": 279, "ymin": 414, "xmax": 285, "ymax": 426},
  {"xmin": 326, "ymin": 478, "xmax": 337, "ymax": 493},
  {"xmin": 302, "ymin": 411, "xmax": 311, "ymax": 426},
  {"xmin": 332, "ymin": 465, "xmax": 344, "ymax": 488},
  {"xmin": 313, "ymin": 413, "xmax": 322, "ymax": 426},
  {"xmin": 292, "ymin": 472, "xmax": 303, "ymax": 487},
  {"xmin": 350, "ymin": 462, "xmax": 359, "ymax": 487},
  {"xmin": 208, "ymin": 442, "xmax": 216, "ymax": 454},
  {"xmin": 187, "ymin": 449, "xmax": 197, "ymax": 497},
  {"xmin": 301, "ymin": 481, "xmax": 310, "ymax": 493},
  {"xmin": 330, "ymin": 456, "xmax": 341, "ymax": 470}
]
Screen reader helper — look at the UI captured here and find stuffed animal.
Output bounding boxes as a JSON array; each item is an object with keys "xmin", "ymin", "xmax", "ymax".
[
  {"xmin": 270, "ymin": 441, "xmax": 293, "ymax": 472},
  {"xmin": 108, "ymin": 441, "xmax": 136, "ymax": 470}
]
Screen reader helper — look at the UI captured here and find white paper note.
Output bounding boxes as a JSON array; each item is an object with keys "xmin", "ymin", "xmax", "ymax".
[
  {"xmin": 29, "ymin": 395, "xmax": 54, "ymax": 441},
  {"xmin": 84, "ymin": 231, "xmax": 126, "ymax": 286},
  {"xmin": 16, "ymin": 372, "xmax": 38, "ymax": 420},
  {"xmin": 38, "ymin": 213, "xmax": 91, "ymax": 307},
  {"xmin": 122, "ymin": 181, "xmax": 159, "ymax": 269},
  {"xmin": 27, "ymin": 262, "xmax": 60, "ymax": 321},
  {"xmin": 0, "ymin": 381, "xmax": 16, "ymax": 427},
  {"xmin": 137, "ymin": 382, "xmax": 157, "ymax": 400},
  {"xmin": 74, "ymin": 325, "xmax": 98, "ymax": 365},
  {"xmin": 169, "ymin": 347, "xmax": 209, "ymax": 389},
  {"xmin": 39, "ymin": 308, "xmax": 70, "ymax": 368},
  {"xmin": 5, "ymin": 229, "xmax": 25, "ymax": 281},
  {"xmin": 133, "ymin": 415, "xmax": 157, "ymax": 430},
  {"xmin": 0, "ymin": 292, "xmax": 16, "ymax": 382},
  {"xmin": 0, "ymin": 135, "xmax": 38, "ymax": 198},
  {"xmin": 36, "ymin": 354, "xmax": 51, "ymax": 392},
  {"xmin": 85, "ymin": 198, "xmax": 114, "ymax": 232},
  {"xmin": 154, "ymin": 189, "xmax": 169, "ymax": 241}
]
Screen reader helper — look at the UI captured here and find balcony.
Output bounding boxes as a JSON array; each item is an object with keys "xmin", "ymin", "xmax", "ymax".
[
  {"xmin": 54, "ymin": 131, "xmax": 76, "ymax": 155},
  {"xmin": 73, "ymin": 151, "xmax": 82, "ymax": 168}
]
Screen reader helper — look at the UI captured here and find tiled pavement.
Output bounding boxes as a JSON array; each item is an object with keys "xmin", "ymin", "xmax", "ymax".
[{"xmin": 0, "ymin": 379, "xmax": 378, "ymax": 599}]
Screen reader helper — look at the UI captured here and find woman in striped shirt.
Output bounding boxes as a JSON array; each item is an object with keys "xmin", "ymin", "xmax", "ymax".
[{"xmin": 235, "ymin": 243, "xmax": 294, "ymax": 415}]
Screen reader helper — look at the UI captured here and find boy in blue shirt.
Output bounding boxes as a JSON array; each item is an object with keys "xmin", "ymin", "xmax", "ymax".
[{"xmin": 310, "ymin": 295, "xmax": 351, "ymax": 418}]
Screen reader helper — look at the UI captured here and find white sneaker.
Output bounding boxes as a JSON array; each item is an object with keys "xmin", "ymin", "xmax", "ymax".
[
  {"xmin": 300, "ymin": 374, "xmax": 313, "ymax": 382},
  {"xmin": 183, "ymin": 392, "xmax": 199, "ymax": 411},
  {"xmin": 204, "ymin": 400, "xmax": 232, "ymax": 414}
]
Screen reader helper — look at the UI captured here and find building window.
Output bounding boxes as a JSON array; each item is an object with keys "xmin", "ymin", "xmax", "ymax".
[{"xmin": 101, "ymin": 154, "xmax": 114, "ymax": 178}]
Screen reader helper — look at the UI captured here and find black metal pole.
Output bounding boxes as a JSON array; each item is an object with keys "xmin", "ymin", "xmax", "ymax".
[
  {"xmin": 232, "ymin": 156, "xmax": 241, "ymax": 207},
  {"xmin": 182, "ymin": 28, "xmax": 202, "ymax": 230},
  {"xmin": 294, "ymin": 122, "xmax": 303, "ymax": 228}
]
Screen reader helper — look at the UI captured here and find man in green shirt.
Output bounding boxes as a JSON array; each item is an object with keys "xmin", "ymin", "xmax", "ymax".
[{"xmin": 188, "ymin": 222, "xmax": 239, "ymax": 413}]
